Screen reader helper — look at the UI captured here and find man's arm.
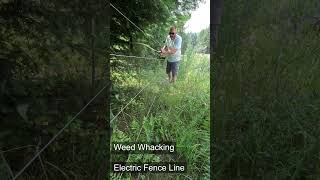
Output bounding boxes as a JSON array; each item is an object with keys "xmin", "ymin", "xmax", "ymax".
[
  {"xmin": 166, "ymin": 47, "xmax": 178, "ymax": 54},
  {"xmin": 161, "ymin": 45, "xmax": 168, "ymax": 52},
  {"xmin": 161, "ymin": 47, "xmax": 178, "ymax": 55},
  {"xmin": 167, "ymin": 36, "xmax": 181, "ymax": 54},
  {"xmin": 160, "ymin": 37, "xmax": 169, "ymax": 56},
  {"xmin": 160, "ymin": 36, "xmax": 182, "ymax": 56},
  {"xmin": 160, "ymin": 45, "xmax": 168, "ymax": 57}
]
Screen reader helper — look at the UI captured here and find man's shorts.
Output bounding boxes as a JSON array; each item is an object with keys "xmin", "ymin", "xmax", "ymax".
[{"xmin": 166, "ymin": 61, "xmax": 180, "ymax": 76}]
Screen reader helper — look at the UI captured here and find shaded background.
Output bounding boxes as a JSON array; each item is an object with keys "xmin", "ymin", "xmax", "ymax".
[
  {"xmin": 212, "ymin": 0, "xmax": 320, "ymax": 179},
  {"xmin": 0, "ymin": 0, "xmax": 109, "ymax": 179}
]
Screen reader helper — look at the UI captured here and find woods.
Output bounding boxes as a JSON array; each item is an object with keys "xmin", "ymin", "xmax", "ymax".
[{"xmin": 0, "ymin": 0, "xmax": 108, "ymax": 179}]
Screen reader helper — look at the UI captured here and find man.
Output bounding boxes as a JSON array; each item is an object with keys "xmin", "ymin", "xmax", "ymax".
[{"xmin": 160, "ymin": 26, "xmax": 182, "ymax": 83}]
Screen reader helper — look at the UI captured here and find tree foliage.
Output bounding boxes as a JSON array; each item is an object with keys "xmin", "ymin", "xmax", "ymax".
[{"xmin": 110, "ymin": 0, "xmax": 204, "ymax": 56}]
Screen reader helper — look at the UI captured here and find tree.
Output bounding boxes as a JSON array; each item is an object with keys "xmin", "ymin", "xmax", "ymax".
[
  {"xmin": 211, "ymin": 0, "xmax": 223, "ymax": 50},
  {"xmin": 110, "ymin": 0, "xmax": 204, "ymax": 55},
  {"xmin": 196, "ymin": 28, "xmax": 210, "ymax": 53}
]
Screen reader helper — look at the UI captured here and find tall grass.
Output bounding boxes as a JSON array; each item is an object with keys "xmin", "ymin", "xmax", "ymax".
[
  {"xmin": 111, "ymin": 51, "xmax": 210, "ymax": 179},
  {"xmin": 214, "ymin": 0, "xmax": 320, "ymax": 179}
]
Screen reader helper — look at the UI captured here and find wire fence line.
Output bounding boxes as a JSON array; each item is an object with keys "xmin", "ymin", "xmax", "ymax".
[
  {"xmin": 1, "ymin": 152, "xmax": 14, "ymax": 179},
  {"xmin": 110, "ymin": 78, "xmax": 168, "ymax": 126},
  {"xmin": 114, "ymin": 80, "xmax": 168, "ymax": 180},
  {"xmin": 110, "ymin": 53, "xmax": 163, "ymax": 61},
  {"xmin": 110, "ymin": 3, "xmax": 162, "ymax": 46},
  {"xmin": 8, "ymin": 62, "xmax": 154, "ymax": 179},
  {"xmin": 7, "ymin": 3, "xmax": 171, "ymax": 179},
  {"xmin": 110, "ymin": 84, "xmax": 149, "ymax": 125},
  {"xmin": 132, "ymin": 42, "xmax": 161, "ymax": 53},
  {"xmin": 12, "ymin": 84, "xmax": 108, "ymax": 180},
  {"xmin": 110, "ymin": 3, "xmax": 190, "ymax": 64},
  {"xmin": 0, "ymin": 145, "xmax": 36, "ymax": 154}
]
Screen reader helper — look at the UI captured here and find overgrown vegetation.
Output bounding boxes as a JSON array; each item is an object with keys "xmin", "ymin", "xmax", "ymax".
[
  {"xmin": 111, "ymin": 50, "xmax": 210, "ymax": 179},
  {"xmin": 110, "ymin": 0, "xmax": 210, "ymax": 178},
  {"xmin": 214, "ymin": 0, "xmax": 320, "ymax": 179},
  {"xmin": 110, "ymin": 0, "xmax": 204, "ymax": 57}
]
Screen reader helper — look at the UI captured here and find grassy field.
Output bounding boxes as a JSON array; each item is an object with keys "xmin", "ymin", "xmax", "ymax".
[{"xmin": 110, "ymin": 52, "xmax": 210, "ymax": 179}]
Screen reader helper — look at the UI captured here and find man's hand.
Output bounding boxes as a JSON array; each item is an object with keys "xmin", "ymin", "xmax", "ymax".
[
  {"xmin": 159, "ymin": 46, "xmax": 178, "ymax": 57},
  {"xmin": 161, "ymin": 47, "xmax": 177, "ymax": 55},
  {"xmin": 167, "ymin": 47, "xmax": 177, "ymax": 54},
  {"xmin": 160, "ymin": 48, "xmax": 168, "ymax": 57},
  {"xmin": 160, "ymin": 51, "xmax": 167, "ymax": 57}
]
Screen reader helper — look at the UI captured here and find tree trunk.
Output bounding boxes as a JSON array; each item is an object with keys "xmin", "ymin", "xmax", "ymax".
[
  {"xmin": 211, "ymin": 0, "xmax": 223, "ymax": 50},
  {"xmin": 211, "ymin": 0, "xmax": 223, "ymax": 178},
  {"xmin": 127, "ymin": 20, "xmax": 133, "ymax": 53},
  {"xmin": 211, "ymin": 0, "xmax": 224, "ymax": 137},
  {"xmin": 91, "ymin": 16, "xmax": 96, "ymax": 90}
]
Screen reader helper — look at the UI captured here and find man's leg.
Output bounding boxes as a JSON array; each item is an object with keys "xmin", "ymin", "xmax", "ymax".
[
  {"xmin": 168, "ymin": 72, "xmax": 172, "ymax": 83},
  {"xmin": 172, "ymin": 61, "xmax": 179, "ymax": 83},
  {"xmin": 166, "ymin": 61, "xmax": 172, "ymax": 83},
  {"xmin": 172, "ymin": 74, "xmax": 177, "ymax": 83}
]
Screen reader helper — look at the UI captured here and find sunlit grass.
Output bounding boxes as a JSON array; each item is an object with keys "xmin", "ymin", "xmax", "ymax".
[{"xmin": 111, "ymin": 52, "xmax": 210, "ymax": 179}]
